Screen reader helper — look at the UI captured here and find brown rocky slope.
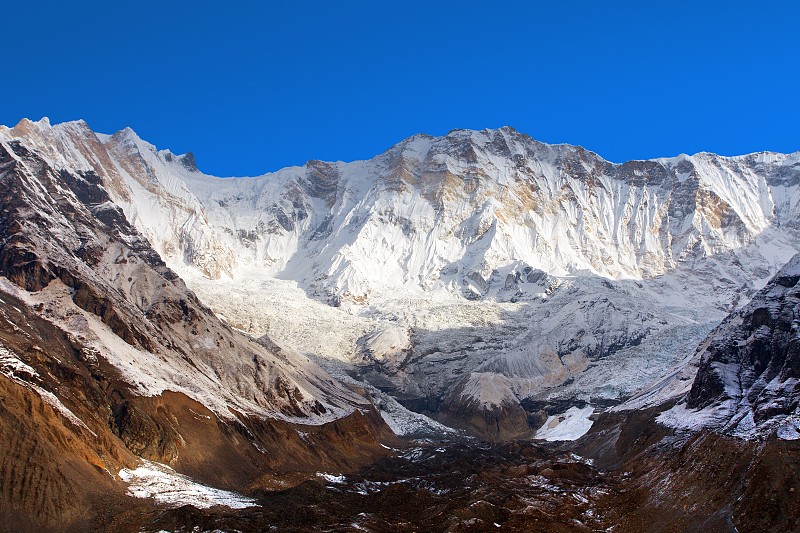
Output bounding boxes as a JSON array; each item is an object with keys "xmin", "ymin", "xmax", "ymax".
[{"xmin": 0, "ymin": 137, "xmax": 396, "ymax": 530}]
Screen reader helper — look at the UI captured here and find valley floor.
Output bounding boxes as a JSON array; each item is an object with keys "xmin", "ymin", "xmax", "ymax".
[{"xmin": 104, "ymin": 419, "xmax": 800, "ymax": 533}]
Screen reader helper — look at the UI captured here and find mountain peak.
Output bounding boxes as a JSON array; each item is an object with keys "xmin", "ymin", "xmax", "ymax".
[
  {"xmin": 9, "ymin": 116, "xmax": 51, "ymax": 136},
  {"xmin": 113, "ymin": 125, "xmax": 140, "ymax": 140},
  {"xmin": 163, "ymin": 150, "xmax": 199, "ymax": 172},
  {"xmin": 20, "ymin": 116, "xmax": 51, "ymax": 127}
]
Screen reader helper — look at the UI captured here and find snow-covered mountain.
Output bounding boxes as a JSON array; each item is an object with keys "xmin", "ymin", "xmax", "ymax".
[
  {"xmin": 4, "ymin": 117, "xmax": 800, "ymax": 531},
  {"xmin": 0, "ymin": 129, "xmax": 368, "ymax": 424},
  {"xmin": 8, "ymin": 119, "xmax": 799, "ymax": 295},
  {"xmin": 0, "ymin": 125, "xmax": 399, "ymax": 529},
  {"xmin": 2, "ymin": 117, "xmax": 799, "ymax": 439}
]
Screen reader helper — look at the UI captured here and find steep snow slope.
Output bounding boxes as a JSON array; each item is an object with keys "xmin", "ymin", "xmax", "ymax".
[
  {"xmin": 6, "ymin": 119, "xmax": 798, "ymax": 298},
  {"xmin": 2, "ymin": 118, "xmax": 799, "ymax": 438}
]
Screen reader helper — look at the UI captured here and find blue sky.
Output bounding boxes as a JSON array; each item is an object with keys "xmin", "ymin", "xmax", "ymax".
[{"xmin": 2, "ymin": 1, "xmax": 798, "ymax": 176}]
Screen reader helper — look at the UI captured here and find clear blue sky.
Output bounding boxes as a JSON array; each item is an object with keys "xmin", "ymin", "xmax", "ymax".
[{"xmin": 2, "ymin": 1, "xmax": 798, "ymax": 176}]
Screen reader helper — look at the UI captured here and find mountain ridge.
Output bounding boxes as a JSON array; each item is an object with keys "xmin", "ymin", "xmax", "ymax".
[
  {"xmin": 3, "ymin": 117, "xmax": 800, "ymax": 440},
  {"xmin": 6, "ymin": 116, "xmax": 799, "ymax": 176}
]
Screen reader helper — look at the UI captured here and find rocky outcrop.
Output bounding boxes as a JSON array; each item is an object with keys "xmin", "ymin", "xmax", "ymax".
[
  {"xmin": 576, "ymin": 408, "xmax": 800, "ymax": 533},
  {"xmin": 0, "ymin": 290, "xmax": 139, "ymax": 531},
  {"xmin": 683, "ymin": 253, "xmax": 800, "ymax": 435},
  {"xmin": 436, "ymin": 397, "xmax": 533, "ymax": 442}
]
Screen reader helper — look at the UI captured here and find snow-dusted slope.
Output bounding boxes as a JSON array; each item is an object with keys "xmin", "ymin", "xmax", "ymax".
[
  {"xmin": 0, "ymin": 130, "xmax": 365, "ymax": 424},
  {"xmin": 655, "ymin": 253, "xmax": 800, "ymax": 440},
  {"xmin": 0, "ymin": 131, "xmax": 406, "ymax": 528},
  {"xmin": 2, "ymin": 117, "xmax": 799, "ymax": 437}
]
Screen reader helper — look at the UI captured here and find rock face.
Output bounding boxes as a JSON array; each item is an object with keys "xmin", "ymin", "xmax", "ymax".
[
  {"xmin": 2, "ymin": 117, "xmax": 800, "ymax": 440},
  {"xmin": 675, "ymin": 253, "xmax": 800, "ymax": 437},
  {"xmin": 564, "ymin": 253, "xmax": 800, "ymax": 532},
  {"xmin": 0, "ymin": 131, "xmax": 395, "ymax": 529}
]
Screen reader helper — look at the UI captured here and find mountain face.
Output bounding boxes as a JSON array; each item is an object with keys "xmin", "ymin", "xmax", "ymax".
[
  {"xmin": 8, "ymin": 119, "xmax": 798, "ymax": 296},
  {"xmin": 2, "ymin": 118, "xmax": 799, "ymax": 440},
  {"xmin": 0, "ymin": 127, "xmax": 395, "ymax": 530},
  {"xmin": 653, "ymin": 253, "xmax": 800, "ymax": 439},
  {"xmin": 2, "ymin": 117, "xmax": 800, "ymax": 531},
  {"xmin": 0, "ymin": 135, "xmax": 366, "ymax": 422}
]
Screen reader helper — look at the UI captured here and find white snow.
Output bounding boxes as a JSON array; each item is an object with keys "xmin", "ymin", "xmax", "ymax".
[
  {"xmin": 316, "ymin": 473, "xmax": 346, "ymax": 484},
  {"xmin": 656, "ymin": 401, "xmax": 735, "ymax": 432},
  {"xmin": 777, "ymin": 418, "xmax": 800, "ymax": 441},
  {"xmin": 0, "ymin": 345, "xmax": 39, "ymax": 379},
  {"xmin": 535, "ymin": 406, "xmax": 595, "ymax": 441},
  {"xmin": 119, "ymin": 460, "xmax": 258, "ymax": 509}
]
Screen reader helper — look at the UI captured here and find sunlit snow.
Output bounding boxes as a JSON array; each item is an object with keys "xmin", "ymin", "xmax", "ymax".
[
  {"xmin": 535, "ymin": 406, "xmax": 594, "ymax": 441},
  {"xmin": 119, "ymin": 460, "xmax": 259, "ymax": 509}
]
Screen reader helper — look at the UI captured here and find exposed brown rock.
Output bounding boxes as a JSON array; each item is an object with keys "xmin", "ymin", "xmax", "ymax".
[{"xmin": 437, "ymin": 395, "xmax": 533, "ymax": 442}]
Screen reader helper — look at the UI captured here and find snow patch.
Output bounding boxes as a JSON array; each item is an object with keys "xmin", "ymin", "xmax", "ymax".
[
  {"xmin": 317, "ymin": 473, "xmax": 346, "ymax": 484},
  {"xmin": 119, "ymin": 460, "xmax": 258, "ymax": 509},
  {"xmin": 656, "ymin": 401, "xmax": 734, "ymax": 432},
  {"xmin": 535, "ymin": 406, "xmax": 594, "ymax": 441},
  {"xmin": 0, "ymin": 345, "xmax": 39, "ymax": 379},
  {"xmin": 777, "ymin": 418, "xmax": 800, "ymax": 441}
]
